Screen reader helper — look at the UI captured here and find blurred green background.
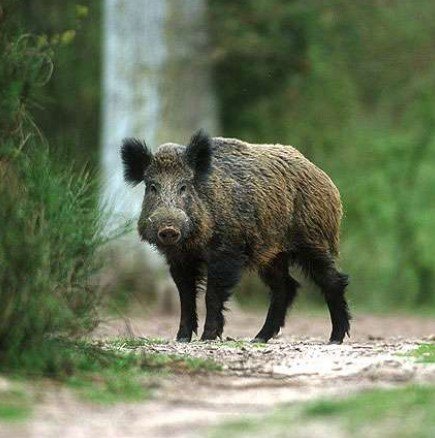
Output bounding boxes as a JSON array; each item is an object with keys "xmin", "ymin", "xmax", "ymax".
[{"xmin": 1, "ymin": 0, "xmax": 435, "ymax": 364}]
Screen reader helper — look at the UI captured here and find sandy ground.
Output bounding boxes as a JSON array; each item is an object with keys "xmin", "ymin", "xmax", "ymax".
[{"xmin": 1, "ymin": 309, "xmax": 434, "ymax": 438}]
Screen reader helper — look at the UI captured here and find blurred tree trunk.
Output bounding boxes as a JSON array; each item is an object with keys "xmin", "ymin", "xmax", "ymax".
[{"xmin": 101, "ymin": 0, "xmax": 218, "ymax": 307}]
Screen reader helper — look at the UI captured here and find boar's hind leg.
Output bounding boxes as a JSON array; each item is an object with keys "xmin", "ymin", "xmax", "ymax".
[
  {"xmin": 170, "ymin": 259, "xmax": 202, "ymax": 342},
  {"xmin": 201, "ymin": 254, "xmax": 245, "ymax": 341},
  {"xmin": 252, "ymin": 253, "xmax": 299, "ymax": 343},
  {"xmin": 298, "ymin": 249, "xmax": 351, "ymax": 344}
]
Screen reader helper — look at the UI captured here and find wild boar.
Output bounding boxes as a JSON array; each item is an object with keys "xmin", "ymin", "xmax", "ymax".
[{"xmin": 121, "ymin": 130, "xmax": 350, "ymax": 343}]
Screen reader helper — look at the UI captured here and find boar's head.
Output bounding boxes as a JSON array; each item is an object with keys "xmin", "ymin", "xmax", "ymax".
[{"xmin": 121, "ymin": 130, "xmax": 212, "ymax": 249}]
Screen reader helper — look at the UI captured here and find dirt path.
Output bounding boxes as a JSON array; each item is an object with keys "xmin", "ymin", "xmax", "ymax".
[{"xmin": 2, "ymin": 310, "xmax": 434, "ymax": 438}]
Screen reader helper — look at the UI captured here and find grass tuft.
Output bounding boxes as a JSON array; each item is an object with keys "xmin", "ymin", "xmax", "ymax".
[
  {"xmin": 407, "ymin": 343, "xmax": 435, "ymax": 363},
  {"xmin": 0, "ymin": 390, "xmax": 32, "ymax": 422},
  {"xmin": 219, "ymin": 340, "xmax": 267, "ymax": 349},
  {"xmin": 108, "ymin": 337, "xmax": 169, "ymax": 349}
]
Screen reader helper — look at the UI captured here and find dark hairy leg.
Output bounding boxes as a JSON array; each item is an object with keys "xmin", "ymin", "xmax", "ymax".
[
  {"xmin": 169, "ymin": 258, "xmax": 202, "ymax": 342},
  {"xmin": 252, "ymin": 253, "xmax": 300, "ymax": 343},
  {"xmin": 296, "ymin": 247, "xmax": 351, "ymax": 344},
  {"xmin": 201, "ymin": 253, "xmax": 245, "ymax": 341},
  {"xmin": 323, "ymin": 269, "xmax": 351, "ymax": 344}
]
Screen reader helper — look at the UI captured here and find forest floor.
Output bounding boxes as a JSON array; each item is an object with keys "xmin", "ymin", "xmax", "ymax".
[{"xmin": 1, "ymin": 308, "xmax": 434, "ymax": 437}]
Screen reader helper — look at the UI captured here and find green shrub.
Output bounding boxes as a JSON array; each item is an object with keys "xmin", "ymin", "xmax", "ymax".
[
  {"xmin": 0, "ymin": 1, "xmax": 106, "ymax": 369},
  {"xmin": 0, "ymin": 150, "xmax": 105, "ymax": 363}
]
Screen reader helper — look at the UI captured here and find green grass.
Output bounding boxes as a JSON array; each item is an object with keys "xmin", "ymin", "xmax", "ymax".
[
  {"xmin": 408, "ymin": 343, "xmax": 435, "ymax": 363},
  {"xmin": 63, "ymin": 343, "xmax": 152, "ymax": 404},
  {"xmin": 210, "ymin": 386, "xmax": 435, "ymax": 437},
  {"xmin": 67, "ymin": 350, "xmax": 220, "ymax": 404},
  {"xmin": 218, "ymin": 340, "xmax": 267, "ymax": 349},
  {"xmin": 0, "ymin": 390, "xmax": 32, "ymax": 423},
  {"xmin": 305, "ymin": 386, "xmax": 434, "ymax": 419},
  {"xmin": 67, "ymin": 349, "xmax": 221, "ymax": 404},
  {"xmin": 66, "ymin": 370, "xmax": 149, "ymax": 404},
  {"xmin": 174, "ymin": 356, "xmax": 222, "ymax": 373},
  {"xmin": 305, "ymin": 386, "xmax": 435, "ymax": 437},
  {"xmin": 1, "ymin": 338, "xmax": 221, "ymax": 405},
  {"xmin": 108, "ymin": 337, "xmax": 222, "ymax": 371},
  {"xmin": 1, "ymin": 339, "xmax": 151, "ymax": 405},
  {"xmin": 107, "ymin": 337, "xmax": 169, "ymax": 349}
]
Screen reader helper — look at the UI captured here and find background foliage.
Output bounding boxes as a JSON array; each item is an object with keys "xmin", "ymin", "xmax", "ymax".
[
  {"xmin": 2, "ymin": 0, "xmax": 435, "ymax": 323},
  {"xmin": 16, "ymin": 0, "xmax": 101, "ymax": 165}
]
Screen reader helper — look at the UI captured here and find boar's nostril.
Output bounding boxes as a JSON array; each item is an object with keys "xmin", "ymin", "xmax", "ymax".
[{"xmin": 157, "ymin": 227, "xmax": 181, "ymax": 245}]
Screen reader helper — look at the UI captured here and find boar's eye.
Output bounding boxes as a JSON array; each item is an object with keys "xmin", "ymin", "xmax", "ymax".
[
  {"xmin": 179, "ymin": 184, "xmax": 187, "ymax": 195},
  {"xmin": 148, "ymin": 183, "xmax": 157, "ymax": 194}
]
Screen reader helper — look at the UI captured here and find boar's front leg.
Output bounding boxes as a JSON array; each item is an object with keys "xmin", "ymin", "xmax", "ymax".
[
  {"xmin": 169, "ymin": 258, "xmax": 201, "ymax": 342},
  {"xmin": 201, "ymin": 254, "xmax": 245, "ymax": 341}
]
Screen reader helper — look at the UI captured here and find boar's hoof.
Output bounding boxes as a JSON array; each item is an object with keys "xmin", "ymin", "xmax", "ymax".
[
  {"xmin": 177, "ymin": 338, "xmax": 190, "ymax": 343},
  {"xmin": 329, "ymin": 329, "xmax": 348, "ymax": 344},
  {"xmin": 177, "ymin": 331, "xmax": 192, "ymax": 342},
  {"xmin": 200, "ymin": 331, "xmax": 220, "ymax": 341},
  {"xmin": 328, "ymin": 339, "xmax": 343, "ymax": 345},
  {"xmin": 200, "ymin": 334, "xmax": 217, "ymax": 341}
]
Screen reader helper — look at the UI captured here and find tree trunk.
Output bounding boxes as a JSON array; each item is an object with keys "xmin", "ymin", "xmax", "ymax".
[{"xmin": 101, "ymin": 0, "xmax": 218, "ymax": 304}]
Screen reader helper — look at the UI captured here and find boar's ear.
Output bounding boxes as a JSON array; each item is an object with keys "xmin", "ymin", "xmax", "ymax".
[
  {"xmin": 121, "ymin": 138, "xmax": 152, "ymax": 186},
  {"xmin": 185, "ymin": 130, "xmax": 212, "ymax": 179}
]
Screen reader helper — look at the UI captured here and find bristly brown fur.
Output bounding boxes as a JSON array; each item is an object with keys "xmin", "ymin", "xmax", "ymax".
[{"xmin": 202, "ymin": 136, "xmax": 343, "ymax": 266}]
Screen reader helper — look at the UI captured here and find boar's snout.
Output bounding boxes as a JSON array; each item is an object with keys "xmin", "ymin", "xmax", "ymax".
[
  {"xmin": 157, "ymin": 226, "xmax": 181, "ymax": 246},
  {"xmin": 138, "ymin": 207, "xmax": 190, "ymax": 247}
]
